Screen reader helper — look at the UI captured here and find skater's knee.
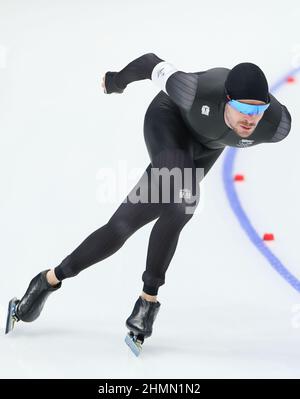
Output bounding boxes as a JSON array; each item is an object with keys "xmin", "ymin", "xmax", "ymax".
[
  {"xmin": 163, "ymin": 201, "xmax": 197, "ymax": 224},
  {"xmin": 106, "ymin": 218, "xmax": 135, "ymax": 241}
]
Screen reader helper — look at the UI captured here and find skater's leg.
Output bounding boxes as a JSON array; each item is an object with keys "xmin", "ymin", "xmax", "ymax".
[
  {"xmin": 141, "ymin": 148, "xmax": 201, "ymax": 296},
  {"xmin": 125, "ymin": 147, "xmax": 200, "ymax": 350},
  {"xmin": 140, "ymin": 94, "xmax": 225, "ymax": 296},
  {"xmin": 125, "ymin": 145, "xmax": 223, "ymax": 349},
  {"xmin": 140, "ymin": 291, "xmax": 158, "ymax": 302},
  {"xmin": 141, "ymin": 145, "xmax": 225, "ymax": 296},
  {"xmin": 47, "ymin": 269, "xmax": 60, "ymax": 286},
  {"xmin": 53, "ymin": 164, "xmax": 162, "ymax": 281},
  {"xmin": 12, "ymin": 165, "xmax": 162, "ymax": 325}
]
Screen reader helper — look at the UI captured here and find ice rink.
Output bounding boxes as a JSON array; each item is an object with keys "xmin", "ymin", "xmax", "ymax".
[{"xmin": 0, "ymin": 0, "xmax": 300, "ymax": 378}]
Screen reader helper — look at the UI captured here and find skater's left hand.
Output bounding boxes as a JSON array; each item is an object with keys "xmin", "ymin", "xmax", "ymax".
[
  {"xmin": 101, "ymin": 73, "xmax": 107, "ymax": 93},
  {"xmin": 101, "ymin": 71, "xmax": 125, "ymax": 94}
]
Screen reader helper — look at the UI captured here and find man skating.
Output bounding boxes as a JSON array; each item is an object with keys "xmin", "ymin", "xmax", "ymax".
[{"xmin": 6, "ymin": 53, "xmax": 291, "ymax": 356}]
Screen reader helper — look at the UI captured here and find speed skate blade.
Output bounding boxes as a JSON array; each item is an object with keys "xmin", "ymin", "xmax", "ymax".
[
  {"xmin": 5, "ymin": 297, "xmax": 19, "ymax": 334},
  {"xmin": 125, "ymin": 333, "xmax": 143, "ymax": 357}
]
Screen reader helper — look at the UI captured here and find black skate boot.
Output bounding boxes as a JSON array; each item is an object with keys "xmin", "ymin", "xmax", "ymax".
[
  {"xmin": 125, "ymin": 296, "xmax": 161, "ymax": 356},
  {"xmin": 5, "ymin": 269, "xmax": 61, "ymax": 334}
]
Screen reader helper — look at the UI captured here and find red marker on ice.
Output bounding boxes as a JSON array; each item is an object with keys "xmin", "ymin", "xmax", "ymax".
[
  {"xmin": 263, "ymin": 233, "xmax": 275, "ymax": 241},
  {"xmin": 286, "ymin": 76, "xmax": 296, "ymax": 83},
  {"xmin": 234, "ymin": 174, "xmax": 245, "ymax": 182}
]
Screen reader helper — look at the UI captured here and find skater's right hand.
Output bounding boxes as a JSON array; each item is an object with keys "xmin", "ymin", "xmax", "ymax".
[
  {"xmin": 101, "ymin": 71, "xmax": 125, "ymax": 94},
  {"xmin": 101, "ymin": 74, "xmax": 107, "ymax": 93}
]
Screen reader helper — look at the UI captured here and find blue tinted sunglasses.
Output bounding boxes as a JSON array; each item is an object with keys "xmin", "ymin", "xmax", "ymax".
[{"xmin": 227, "ymin": 96, "xmax": 270, "ymax": 115}]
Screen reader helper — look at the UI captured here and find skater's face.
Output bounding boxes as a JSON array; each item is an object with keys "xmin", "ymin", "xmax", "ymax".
[{"xmin": 224, "ymin": 99, "xmax": 266, "ymax": 138}]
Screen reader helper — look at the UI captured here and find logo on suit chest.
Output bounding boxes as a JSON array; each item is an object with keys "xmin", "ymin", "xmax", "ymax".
[
  {"xmin": 201, "ymin": 105, "xmax": 210, "ymax": 116},
  {"xmin": 237, "ymin": 138, "xmax": 255, "ymax": 147}
]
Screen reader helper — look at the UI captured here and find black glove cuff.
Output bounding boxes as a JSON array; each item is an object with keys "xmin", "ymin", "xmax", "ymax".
[{"xmin": 104, "ymin": 71, "xmax": 125, "ymax": 94}]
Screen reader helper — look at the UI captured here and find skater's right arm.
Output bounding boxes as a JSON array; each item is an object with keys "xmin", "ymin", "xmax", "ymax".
[
  {"xmin": 101, "ymin": 53, "xmax": 198, "ymax": 112},
  {"xmin": 269, "ymin": 105, "xmax": 292, "ymax": 143}
]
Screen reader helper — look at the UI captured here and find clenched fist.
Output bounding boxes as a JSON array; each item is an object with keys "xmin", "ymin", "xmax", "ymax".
[
  {"xmin": 101, "ymin": 72, "xmax": 125, "ymax": 94},
  {"xmin": 101, "ymin": 73, "xmax": 107, "ymax": 93}
]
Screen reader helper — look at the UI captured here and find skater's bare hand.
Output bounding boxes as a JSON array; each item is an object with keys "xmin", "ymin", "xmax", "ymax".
[
  {"xmin": 101, "ymin": 73, "xmax": 107, "ymax": 93},
  {"xmin": 101, "ymin": 71, "xmax": 125, "ymax": 94}
]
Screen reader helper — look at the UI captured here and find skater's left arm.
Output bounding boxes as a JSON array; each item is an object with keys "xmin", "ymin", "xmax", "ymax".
[
  {"xmin": 102, "ymin": 53, "xmax": 198, "ymax": 112},
  {"xmin": 270, "ymin": 105, "xmax": 292, "ymax": 142}
]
